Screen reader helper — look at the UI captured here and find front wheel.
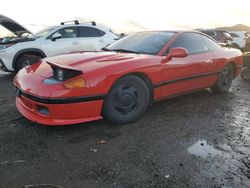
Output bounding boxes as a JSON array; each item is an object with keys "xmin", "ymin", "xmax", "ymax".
[
  {"xmin": 211, "ymin": 64, "xmax": 234, "ymax": 93},
  {"xmin": 15, "ymin": 55, "xmax": 41, "ymax": 72},
  {"xmin": 103, "ymin": 75, "xmax": 150, "ymax": 124}
]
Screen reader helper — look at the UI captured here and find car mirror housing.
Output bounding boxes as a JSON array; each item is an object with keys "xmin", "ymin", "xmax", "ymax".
[
  {"xmin": 162, "ymin": 47, "xmax": 188, "ymax": 63},
  {"xmin": 51, "ymin": 33, "xmax": 62, "ymax": 41}
]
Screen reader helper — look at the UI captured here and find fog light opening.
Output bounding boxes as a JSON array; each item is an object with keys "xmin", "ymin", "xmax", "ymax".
[{"xmin": 37, "ymin": 105, "xmax": 49, "ymax": 116}]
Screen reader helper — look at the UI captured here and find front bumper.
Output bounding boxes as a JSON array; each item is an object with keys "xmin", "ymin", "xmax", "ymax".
[
  {"xmin": 0, "ymin": 51, "xmax": 13, "ymax": 71},
  {"xmin": 16, "ymin": 93, "xmax": 104, "ymax": 126},
  {"xmin": 0, "ymin": 58, "xmax": 8, "ymax": 71}
]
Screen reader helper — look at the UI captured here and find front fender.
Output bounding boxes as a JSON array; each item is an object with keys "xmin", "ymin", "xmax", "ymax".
[{"xmin": 12, "ymin": 48, "xmax": 47, "ymax": 69}]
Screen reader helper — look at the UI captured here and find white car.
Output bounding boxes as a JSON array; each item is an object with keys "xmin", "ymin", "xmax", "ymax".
[
  {"xmin": 0, "ymin": 15, "xmax": 119, "ymax": 72},
  {"xmin": 229, "ymin": 31, "xmax": 249, "ymax": 51}
]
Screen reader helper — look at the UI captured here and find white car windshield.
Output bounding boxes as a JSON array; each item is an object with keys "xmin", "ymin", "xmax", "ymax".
[{"xmin": 35, "ymin": 26, "xmax": 59, "ymax": 38}]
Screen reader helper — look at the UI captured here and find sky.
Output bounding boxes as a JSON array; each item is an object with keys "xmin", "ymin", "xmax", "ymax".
[{"xmin": 1, "ymin": 0, "xmax": 250, "ymax": 34}]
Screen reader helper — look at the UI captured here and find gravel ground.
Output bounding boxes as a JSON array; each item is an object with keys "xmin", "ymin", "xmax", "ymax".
[{"xmin": 0, "ymin": 71, "xmax": 249, "ymax": 188}]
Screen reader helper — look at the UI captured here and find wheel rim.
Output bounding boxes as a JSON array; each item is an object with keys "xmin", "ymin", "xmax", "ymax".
[
  {"xmin": 112, "ymin": 85, "xmax": 139, "ymax": 115},
  {"xmin": 241, "ymin": 68, "xmax": 250, "ymax": 80},
  {"xmin": 21, "ymin": 59, "xmax": 31, "ymax": 68},
  {"xmin": 220, "ymin": 66, "xmax": 232, "ymax": 90}
]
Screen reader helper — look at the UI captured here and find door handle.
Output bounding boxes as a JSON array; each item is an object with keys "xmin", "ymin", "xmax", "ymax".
[{"xmin": 203, "ymin": 60, "xmax": 214, "ymax": 64}]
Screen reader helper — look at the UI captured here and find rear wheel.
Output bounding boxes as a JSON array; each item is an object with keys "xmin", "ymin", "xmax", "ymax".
[
  {"xmin": 103, "ymin": 75, "xmax": 150, "ymax": 124},
  {"xmin": 15, "ymin": 55, "xmax": 41, "ymax": 72},
  {"xmin": 211, "ymin": 64, "xmax": 234, "ymax": 93},
  {"xmin": 241, "ymin": 68, "xmax": 250, "ymax": 81}
]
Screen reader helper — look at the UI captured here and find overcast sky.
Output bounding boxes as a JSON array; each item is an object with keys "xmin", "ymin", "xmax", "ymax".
[{"xmin": 1, "ymin": 0, "xmax": 250, "ymax": 33}]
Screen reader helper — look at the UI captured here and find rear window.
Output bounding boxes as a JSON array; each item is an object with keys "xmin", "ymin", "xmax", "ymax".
[
  {"xmin": 201, "ymin": 35, "xmax": 222, "ymax": 51},
  {"xmin": 79, "ymin": 26, "xmax": 105, "ymax": 37}
]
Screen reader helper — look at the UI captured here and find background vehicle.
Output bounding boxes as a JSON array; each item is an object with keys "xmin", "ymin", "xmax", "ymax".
[
  {"xmin": 0, "ymin": 14, "xmax": 119, "ymax": 72},
  {"xmin": 14, "ymin": 31, "xmax": 243, "ymax": 126},
  {"xmin": 199, "ymin": 29, "xmax": 233, "ymax": 47},
  {"xmin": 229, "ymin": 31, "xmax": 249, "ymax": 51},
  {"xmin": 245, "ymin": 37, "xmax": 250, "ymax": 52},
  {"xmin": 241, "ymin": 52, "xmax": 250, "ymax": 80}
]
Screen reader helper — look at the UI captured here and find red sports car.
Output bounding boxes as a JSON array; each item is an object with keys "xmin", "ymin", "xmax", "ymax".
[{"xmin": 14, "ymin": 31, "xmax": 243, "ymax": 126}]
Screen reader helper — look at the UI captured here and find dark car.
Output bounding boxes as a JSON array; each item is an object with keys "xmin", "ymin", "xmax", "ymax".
[{"xmin": 200, "ymin": 29, "xmax": 233, "ymax": 47}]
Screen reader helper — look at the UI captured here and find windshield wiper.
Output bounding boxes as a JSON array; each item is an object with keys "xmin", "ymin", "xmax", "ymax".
[
  {"xmin": 101, "ymin": 47, "xmax": 111, "ymax": 51},
  {"xmin": 112, "ymin": 49, "xmax": 140, "ymax": 54}
]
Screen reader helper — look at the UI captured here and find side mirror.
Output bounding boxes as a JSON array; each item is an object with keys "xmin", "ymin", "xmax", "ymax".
[
  {"xmin": 163, "ymin": 47, "xmax": 188, "ymax": 63},
  {"xmin": 51, "ymin": 33, "xmax": 62, "ymax": 41}
]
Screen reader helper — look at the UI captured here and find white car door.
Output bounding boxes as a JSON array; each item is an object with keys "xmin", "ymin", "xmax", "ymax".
[
  {"xmin": 44, "ymin": 26, "xmax": 82, "ymax": 57},
  {"xmin": 78, "ymin": 26, "xmax": 110, "ymax": 51}
]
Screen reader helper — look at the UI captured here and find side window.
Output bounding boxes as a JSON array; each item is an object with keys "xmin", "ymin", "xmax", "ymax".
[
  {"xmin": 79, "ymin": 27, "xmax": 105, "ymax": 37},
  {"xmin": 201, "ymin": 35, "xmax": 222, "ymax": 51},
  {"xmin": 52, "ymin": 27, "xmax": 77, "ymax": 39},
  {"xmin": 169, "ymin": 33, "xmax": 208, "ymax": 54}
]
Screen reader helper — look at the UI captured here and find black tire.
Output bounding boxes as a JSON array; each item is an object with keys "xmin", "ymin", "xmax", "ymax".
[
  {"xmin": 211, "ymin": 64, "xmax": 234, "ymax": 93},
  {"xmin": 241, "ymin": 68, "xmax": 250, "ymax": 81},
  {"xmin": 103, "ymin": 75, "xmax": 150, "ymax": 124},
  {"xmin": 15, "ymin": 55, "xmax": 41, "ymax": 72}
]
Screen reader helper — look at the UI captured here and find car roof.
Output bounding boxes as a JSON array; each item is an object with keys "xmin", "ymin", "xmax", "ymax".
[
  {"xmin": 54, "ymin": 23, "xmax": 110, "ymax": 30},
  {"xmin": 200, "ymin": 29, "xmax": 229, "ymax": 33},
  {"xmin": 138, "ymin": 30, "xmax": 220, "ymax": 44},
  {"xmin": 134, "ymin": 30, "xmax": 204, "ymax": 34}
]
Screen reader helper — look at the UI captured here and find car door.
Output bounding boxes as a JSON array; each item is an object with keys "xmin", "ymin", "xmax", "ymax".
[
  {"xmin": 78, "ymin": 26, "xmax": 108, "ymax": 51},
  {"xmin": 161, "ymin": 32, "xmax": 217, "ymax": 97},
  {"xmin": 201, "ymin": 34, "xmax": 225, "ymax": 74},
  {"xmin": 44, "ymin": 26, "xmax": 81, "ymax": 57}
]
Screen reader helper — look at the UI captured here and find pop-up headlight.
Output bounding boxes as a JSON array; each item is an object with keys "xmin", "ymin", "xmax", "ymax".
[
  {"xmin": 44, "ymin": 61, "xmax": 86, "ymax": 89},
  {"xmin": 56, "ymin": 68, "xmax": 64, "ymax": 81}
]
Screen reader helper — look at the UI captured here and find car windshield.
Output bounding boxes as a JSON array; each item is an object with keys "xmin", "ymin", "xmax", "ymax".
[
  {"xmin": 35, "ymin": 26, "xmax": 59, "ymax": 38},
  {"xmin": 106, "ymin": 32, "xmax": 175, "ymax": 55}
]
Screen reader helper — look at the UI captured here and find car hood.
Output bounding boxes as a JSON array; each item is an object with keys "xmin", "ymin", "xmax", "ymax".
[
  {"xmin": 30, "ymin": 52, "xmax": 156, "ymax": 77},
  {"xmin": 0, "ymin": 14, "xmax": 34, "ymax": 36}
]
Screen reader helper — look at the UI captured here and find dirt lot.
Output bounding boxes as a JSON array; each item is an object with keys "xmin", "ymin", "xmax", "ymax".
[{"xmin": 0, "ymin": 71, "xmax": 249, "ymax": 188}]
